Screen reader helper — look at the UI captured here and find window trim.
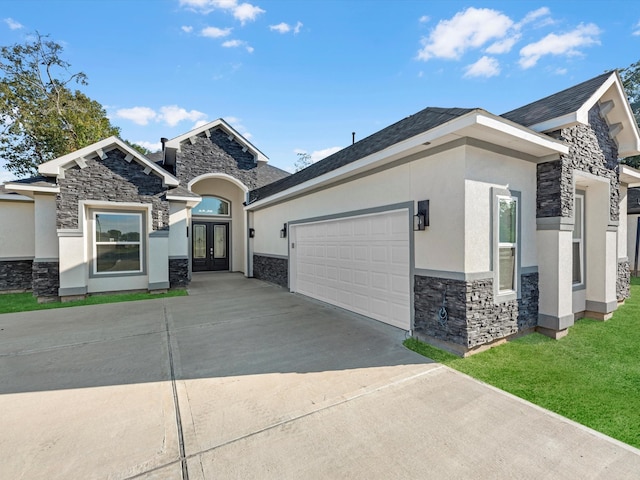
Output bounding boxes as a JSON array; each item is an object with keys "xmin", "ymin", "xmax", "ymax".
[
  {"xmin": 572, "ymin": 191, "xmax": 586, "ymax": 291},
  {"xmin": 91, "ymin": 210, "xmax": 146, "ymax": 277},
  {"xmin": 492, "ymin": 188, "xmax": 521, "ymax": 303}
]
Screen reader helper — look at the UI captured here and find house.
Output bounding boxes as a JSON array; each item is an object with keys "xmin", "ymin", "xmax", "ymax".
[{"xmin": 2, "ymin": 71, "xmax": 639, "ymax": 355}]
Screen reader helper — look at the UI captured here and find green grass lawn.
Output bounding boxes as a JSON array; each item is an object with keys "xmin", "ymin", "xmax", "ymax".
[
  {"xmin": 405, "ymin": 277, "xmax": 640, "ymax": 449},
  {"xmin": 0, "ymin": 289, "xmax": 187, "ymax": 314}
]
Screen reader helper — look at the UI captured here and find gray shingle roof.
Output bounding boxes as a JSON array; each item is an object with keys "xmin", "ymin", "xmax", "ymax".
[
  {"xmin": 501, "ymin": 71, "xmax": 614, "ymax": 127},
  {"xmin": 256, "ymin": 164, "xmax": 290, "ymax": 188},
  {"xmin": 249, "ymin": 107, "xmax": 476, "ymax": 203},
  {"xmin": 165, "ymin": 185, "xmax": 200, "ymax": 198},
  {"xmin": 5, "ymin": 176, "xmax": 58, "ymax": 188}
]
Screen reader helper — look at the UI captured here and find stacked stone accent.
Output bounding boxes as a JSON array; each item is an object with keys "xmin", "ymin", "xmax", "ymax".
[
  {"xmin": 0, "ymin": 259, "xmax": 33, "ymax": 292},
  {"xmin": 414, "ymin": 273, "xmax": 538, "ymax": 349},
  {"xmin": 32, "ymin": 261, "xmax": 59, "ymax": 298},
  {"xmin": 56, "ymin": 150, "xmax": 169, "ymax": 231},
  {"xmin": 175, "ymin": 132, "xmax": 259, "ymax": 188},
  {"xmin": 253, "ymin": 255, "xmax": 288, "ymax": 288},
  {"xmin": 617, "ymin": 260, "xmax": 631, "ymax": 301},
  {"xmin": 169, "ymin": 258, "xmax": 190, "ymax": 288},
  {"xmin": 538, "ymin": 104, "xmax": 619, "ymax": 220}
]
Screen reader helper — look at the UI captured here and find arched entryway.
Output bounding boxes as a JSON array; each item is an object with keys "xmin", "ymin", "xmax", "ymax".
[{"xmin": 189, "ymin": 174, "xmax": 248, "ymax": 274}]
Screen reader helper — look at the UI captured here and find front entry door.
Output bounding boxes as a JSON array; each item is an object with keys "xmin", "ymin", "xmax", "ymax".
[{"xmin": 192, "ymin": 222, "xmax": 230, "ymax": 271}]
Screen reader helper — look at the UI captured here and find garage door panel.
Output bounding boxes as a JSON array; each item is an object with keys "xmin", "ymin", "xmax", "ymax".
[{"xmin": 293, "ymin": 210, "xmax": 410, "ymax": 330}]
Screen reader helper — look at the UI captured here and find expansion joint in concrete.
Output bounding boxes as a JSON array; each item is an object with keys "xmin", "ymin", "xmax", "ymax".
[{"xmin": 163, "ymin": 304, "xmax": 189, "ymax": 480}]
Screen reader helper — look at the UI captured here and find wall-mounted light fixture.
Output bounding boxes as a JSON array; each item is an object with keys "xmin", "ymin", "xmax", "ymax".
[
  {"xmin": 249, "ymin": 228, "xmax": 255, "ymax": 238},
  {"xmin": 414, "ymin": 200, "xmax": 429, "ymax": 231},
  {"xmin": 280, "ymin": 223, "xmax": 287, "ymax": 238}
]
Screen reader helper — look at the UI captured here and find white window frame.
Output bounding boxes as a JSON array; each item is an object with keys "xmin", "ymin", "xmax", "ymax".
[
  {"xmin": 493, "ymin": 188, "xmax": 520, "ymax": 303},
  {"xmin": 572, "ymin": 192, "xmax": 585, "ymax": 289},
  {"xmin": 93, "ymin": 211, "xmax": 144, "ymax": 276}
]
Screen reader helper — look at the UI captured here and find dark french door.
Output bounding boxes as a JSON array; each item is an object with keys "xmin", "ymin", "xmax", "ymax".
[{"xmin": 192, "ymin": 221, "xmax": 230, "ymax": 271}]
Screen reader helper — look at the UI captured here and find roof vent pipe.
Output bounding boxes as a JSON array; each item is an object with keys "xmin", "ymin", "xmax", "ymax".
[
  {"xmin": 160, "ymin": 137, "xmax": 168, "ymax": 151},
  {"xmin": 352, "ymin": 132, "xmax": 355, "ymax": 145}
]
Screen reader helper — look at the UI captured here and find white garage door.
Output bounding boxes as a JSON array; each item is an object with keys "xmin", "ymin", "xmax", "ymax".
[{"xmin": 291, "ymin": 209, "xmax": 411, "ymax": 330}]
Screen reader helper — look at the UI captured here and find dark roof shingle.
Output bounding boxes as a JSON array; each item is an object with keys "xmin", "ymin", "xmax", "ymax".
[
  {"xmin": 256, "ymin": 164, "xmax": 290, "ymax": 188},
  {"xmin": 501, "ymin": 71, "xmax": 614, "ymax": 127},
  {"xmin": 249, "ymin": 107, "xmax": 475, "ymax": 203}
]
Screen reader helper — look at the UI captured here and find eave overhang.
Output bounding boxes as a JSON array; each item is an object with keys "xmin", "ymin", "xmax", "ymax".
[
  {"xmin": 246, "ymin": 110, "xmax": 568, "ymax": 211},
  {"xmin": 620, "ymin": 164, "xmax": 640, "ymax": 187},
  {"xmin": 38, "ymin": 136, "xmax": 180, "ymax": 187},
  {"xmin": 166, "ymin": 193, "xmax": 202, "ymax": 207},
  {"xmin": 528, "ymin": 73, "xmax": 640, "ymax": 158}
]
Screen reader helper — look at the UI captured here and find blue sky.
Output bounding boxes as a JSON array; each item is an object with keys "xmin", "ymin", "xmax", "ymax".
[{"xmin": 1, "ymin": 0, "xmax": 639, "ymax": 182}]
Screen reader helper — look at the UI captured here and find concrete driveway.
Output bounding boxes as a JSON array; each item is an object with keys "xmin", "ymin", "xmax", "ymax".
[{"xmin": 1, "ymin": 273, "xmax": 639, "ymax": 479}]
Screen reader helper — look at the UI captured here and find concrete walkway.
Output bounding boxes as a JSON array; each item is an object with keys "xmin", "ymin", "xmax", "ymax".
[{"xmin": 1, "ymin": 272, "xmax": 639, "ymax": 479}]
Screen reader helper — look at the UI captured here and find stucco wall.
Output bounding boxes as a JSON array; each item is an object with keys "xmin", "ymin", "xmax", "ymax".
[
  {"xmin": 464, "ymin": 146, "xmax": 537, "ymax": 273},
  {"xmin": 251, "ymin": 146, "xmax": 466, "ymax": 273},
  {"xmin": 0, "ymin": 198, "xmax": 35, "ymax": 259}
]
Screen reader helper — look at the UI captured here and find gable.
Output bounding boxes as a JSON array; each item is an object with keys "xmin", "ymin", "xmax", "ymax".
[
  {"xmin": 164, "ymin": 118, "xmax": 268, "ymax": 166},
  {"xmin": 38, "ymin": 137, "xmax": 179, "ymax": 187},
  {"xmin": 502, "ymin": 71, "xmax": 640, "ymax": 158}
]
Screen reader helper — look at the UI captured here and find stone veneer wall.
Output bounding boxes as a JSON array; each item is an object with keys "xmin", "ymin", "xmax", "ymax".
[
  {"xmin": 175, "ymin": 132, "xmax": 259, "ymax": 188},
  {"xmin": 537, "ymin": 104, "xmax": 619, "ymax": 220},
  {"xmin": 169, "ymin": 258, "xmax": 190, "ymax": 288},
  {"xmin": 617, "ymin": 260, "xmax": 631, "ymax": 301},
  {"xmin": 253, "ymin": 255, "xmax": 288, "ymax": 288},
  {"xmin": 414, "ymin": 273, "xmax": 539, "ymax": 349},
  {"xmin": 56, "ymin": 150, "xmax": 169, "ymax": 231},
  {"xmin": 32, "ymin": 261, "xmax": 60, "ymax": 298},
  {"xmin": 0, "ymin": 259, "xmax": 33, "ymax": 292}
]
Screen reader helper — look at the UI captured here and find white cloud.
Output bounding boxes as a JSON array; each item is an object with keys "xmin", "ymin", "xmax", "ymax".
[
  {"xmin": 224, "ymin": 116, "xmax": 252, "ymax": 139},
  {"xmin": 419, "ymin": 15, "xmax": 430, "ymax": 24},
  {"xmin": 201, "ymin": 26, "xmax": 232, "ymax": 38},
  {"xmin": 0, "ymin": 166, "xmax": 17, "ymax": 184},
  {"xmin": 519, "ymin": 23, "xmax": 601, "ymax": 69},
  {"xmin": 181, "ymin": 25, "xmax": 193, "ymax": 33},
  {"xmin": 417, "ymin": 7, "xmax": 513, "ymax": 60},
  {"xmin": 517, "ymin": 7, "xmax": 550, "ymax": 28},
  {"xmin": 222, "ymin": 39, "xmax": 254, "ymax": 52},
  {"xmin": 554, "ymin": 67, "xmax": 568, "ymax": 75},
  {"xmin": 134, "ymin": 140, "xmax": 162, "ymax": 152},
  {"xmin": 464, "ymin": 56, "xmax": 501, "ymax": 78},
  {"xmin": 633, "ymin": 20, "xmax": 640, "ymax": 36},
  {"xmin": 115, "ymin": 106, "xmax": 157, "ymax": 125},
  {"xmin": 233, "ymin": 3, "xmax": 265, "ymax": 24},
  {"xmin": 270, "ymin": 21, "xmax": 303, "ymax": 34},
  {"xmin": 180, "ymin": 0, "xmax": 265, "ymax": 24},
  {"xmin": 193, "ymin": 120, "xmax": 210, "ymax": 129},
  {"xmin": 115, "ymin": 105, "xmax": 207, "ymax": 127},
  {"xmin": 160, "ymin": 105, "xmax": 207, "ymax": 127},
  {"xmin": 296, "ymin": 146, "xmax": 343, "ymax": 164},
  {"xmin": 485, "ymin": 35, "xmax": 520, "ymax": 54},
  {"xmin": 3, "ymin": 18, "xmax": 23, "ymax": 30}
]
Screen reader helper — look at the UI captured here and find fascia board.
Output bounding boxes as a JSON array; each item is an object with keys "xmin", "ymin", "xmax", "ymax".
[
  {"xmin": 246, "ymin": 111, "xmax": 566, "ymax": 211},
  {"xmin": 0, "ymin": 193, "xmax": 33, "ymax": 202},
  {"xmin": 619, "ymin": 165, "xmax": 640, "ymax": 186},
  {"xmin": 166, "ymin": 194, "xmax": 202, "ymax": 207},
  {"xmin": 38, "ymin": 137, "xmax": 179, "ymax": 187},
  {"xmin": 528, "ymin": 112, "xmax": 580, "ymax": 133},
  {"xmin": 475, "ymin": 113, "xmax": 569, "ymax": 154},
  {"xmin": 6, "ymin": 183, "xmax": 59, "ymax": 193}
]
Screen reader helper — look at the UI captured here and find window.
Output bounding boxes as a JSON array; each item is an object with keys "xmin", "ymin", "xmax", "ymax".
[
  {"xmin": 498, "ymin": 196, "xmax": 518, "ymax": 293},
  {"xmin": 192, "ymin": 196, "xmax": 230, "ymax": 216},
  {"xmin": 493, "ymin": 188, "xmax": 520, "ymax": 302},
  {"xmin": 94, "ymin": 212, "xmax": 143, "ymax": 274},
  {"xmin": 573, "ymin": 193, "xmax": 585, "ymax": 286}
]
